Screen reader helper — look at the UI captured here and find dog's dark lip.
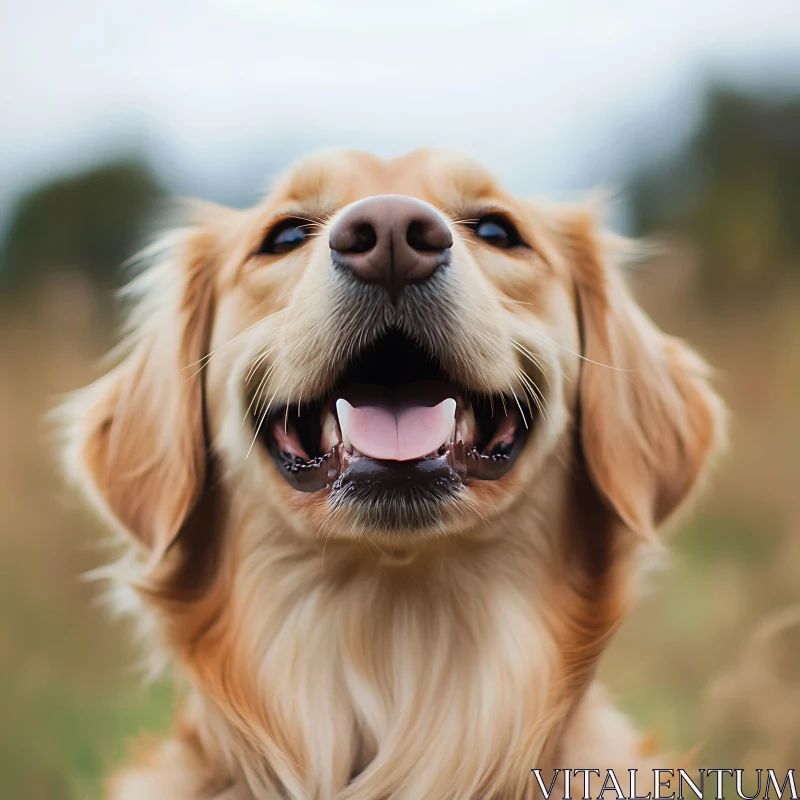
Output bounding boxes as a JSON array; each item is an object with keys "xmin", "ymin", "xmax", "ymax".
[{"xmin": 339, "ymin": 447, "xmax": 465, "ymax": 484}]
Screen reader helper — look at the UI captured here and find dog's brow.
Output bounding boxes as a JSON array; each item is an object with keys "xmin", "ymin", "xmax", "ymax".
[
  {"xmin": 280, "ymin": 162, "xmax": 356, "ymax": 211},
  {"xmin": 449, "ymin": 159, "xmax": 500, "ymax": 192},
  {"xmin": 280, "ymin": 184, "xmax": 338, "ymax": 215},
  {"xmin": 429, "ymin": 174, "xmax": 504, "ymax": 211},
  {"xmin": 272, "ymin": 203, "xmax": 337, "ymax": 223}
]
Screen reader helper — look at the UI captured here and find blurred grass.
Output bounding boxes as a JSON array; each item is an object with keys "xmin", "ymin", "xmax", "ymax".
[
  {"xmin": 0, "ymin": 273, "xmax": 798, "ymax": 797},
  {"xmin": 600, "ymin": 275, "xmax": 800, "ymax": 772},
  {"xmin": 0, "ymin": 290, "xmax": 174, "ymax": 800}
]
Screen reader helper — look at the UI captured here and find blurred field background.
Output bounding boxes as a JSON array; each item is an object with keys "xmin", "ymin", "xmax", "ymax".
[{"xmin": 1, "ymin": 4, "xmax": 799, "ymax": 797}]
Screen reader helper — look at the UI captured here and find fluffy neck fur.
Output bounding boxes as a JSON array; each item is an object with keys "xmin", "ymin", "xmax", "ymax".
[{"xmin": 139, "ymin": 446, "xmax": 630, "ymax": 800}]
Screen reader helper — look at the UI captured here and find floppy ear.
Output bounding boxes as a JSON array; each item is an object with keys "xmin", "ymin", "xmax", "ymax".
[
  {"xmin": 62, "ymin": 219, "xmax": 218, "ymax": 561},
  {"xmin": 563, "ymin": 210, "xmax": 725, "ymax": 541}
]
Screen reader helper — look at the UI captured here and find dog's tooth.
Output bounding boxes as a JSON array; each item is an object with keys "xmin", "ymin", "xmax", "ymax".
[
  {"xmin": 457, "ymin": 402, "xmax": 477, "ymax": 446},
  {"xmin": 443, "ymin": 398, "xmax": 457, "ymax": 443},
  {"xmin": 321, "ymin": 408, "xmax": 341, "ymax": 451},
  {"xmin": 335, "ymin": 398, "xmax": 354, "ymax": 452},
  {"xmin": 441, "ymin": 397, "xmax": 456, "ymax": 447}
]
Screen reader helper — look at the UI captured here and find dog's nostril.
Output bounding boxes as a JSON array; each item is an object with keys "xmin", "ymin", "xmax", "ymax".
[
  {"xmin": 352, "ymin": 223, "xmax": 377, "ymax": 254},
  {"xmin": 406, "ymin": 220, "xmax": 443, "ymax": 253},
  {"xmin": 407, "ymin": 218, "xmax": 453, "ymax": 253}
]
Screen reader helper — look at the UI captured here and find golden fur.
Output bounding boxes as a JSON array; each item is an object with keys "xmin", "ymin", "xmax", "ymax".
[{"xmin": 61, "ymin": 149, "xmax": 725, "ymax": 799}]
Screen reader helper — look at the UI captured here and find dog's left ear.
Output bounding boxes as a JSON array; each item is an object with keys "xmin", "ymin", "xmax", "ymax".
[
  {"xmin": 562, "ymin": 209, "xmax": 725, "ymax": 541},
  {"xmin": 61, "ymin": 210, "xmax": 225, "ymax": 563}
]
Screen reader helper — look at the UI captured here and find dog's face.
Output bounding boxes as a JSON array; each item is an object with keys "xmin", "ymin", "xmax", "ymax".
[
  {"xmin": 208, "ymin": 149, "xmax": 582, "ymax": 542},
  {"xmin": 65, "ymin": 147, "xmax": 721, "ymax": 565}
]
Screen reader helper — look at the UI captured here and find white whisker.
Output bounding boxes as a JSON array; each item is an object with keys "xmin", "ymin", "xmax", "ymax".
[
  {"xmin": 183, "ymin": 318, "xmax": 267, "ymax": 377},
  {"xmin": 503, "ymin": 299, "xmax": 629, "ymax": 372},
  {"xmin": 246, "ymin": 387, "xmax": 282, "ymax": 458},
  {"xmin": 509, "ymin": 388, "xmax": 529, "ymax": 430}
]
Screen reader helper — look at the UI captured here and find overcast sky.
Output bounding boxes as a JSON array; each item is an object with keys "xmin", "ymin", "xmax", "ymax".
[{"xmin": 1, "ymin": 0, "xmax": 799, "ymax": 226}]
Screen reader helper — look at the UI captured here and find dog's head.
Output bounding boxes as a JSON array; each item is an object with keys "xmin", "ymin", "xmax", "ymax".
[{"xmin": 64, "ymin": 148, "xmax": 723, "ymax": 567}]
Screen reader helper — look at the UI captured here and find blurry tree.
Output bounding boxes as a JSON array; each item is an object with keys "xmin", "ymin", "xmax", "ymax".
[
  {"xmin": 0, "ymin": 158, "xmax": 164, "ymax": 291},
  {"xmin": 629, "ymin": 85, "xmax": 800, "ymax": 300}
]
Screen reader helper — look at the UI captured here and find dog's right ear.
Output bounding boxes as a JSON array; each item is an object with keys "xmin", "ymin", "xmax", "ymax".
[{"xmin": 61, "ymin": 213, "xmax": 223, "ymax": 562}]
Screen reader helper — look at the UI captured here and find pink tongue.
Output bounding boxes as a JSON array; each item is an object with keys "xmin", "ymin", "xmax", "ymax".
[{"xmin": 336, "ymin": 389, "xmax": 456, "ymax": 462}]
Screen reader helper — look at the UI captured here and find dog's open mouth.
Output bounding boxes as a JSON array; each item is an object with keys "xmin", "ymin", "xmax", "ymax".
[{"xmin": 250, "ymin": 330, "xmax": 533, "ymax": 499}]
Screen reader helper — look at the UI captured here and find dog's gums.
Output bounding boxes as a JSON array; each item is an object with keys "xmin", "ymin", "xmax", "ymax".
[{"xmin": 254, "ymin": 330, "xmax": 531, "ymax": 494}]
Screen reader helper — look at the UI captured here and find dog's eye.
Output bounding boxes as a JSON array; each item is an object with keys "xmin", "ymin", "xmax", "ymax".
[
  {"xmin": 474, "ymin": 215, "xmax": 523, "ymax": 249},
  {"xmin": 258, "ymin": 218, "xmax": 309, "ymax": 255}
]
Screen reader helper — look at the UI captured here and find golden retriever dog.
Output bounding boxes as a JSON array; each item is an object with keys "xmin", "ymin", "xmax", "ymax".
[{"xmin": 61, "ymin": 149, "xmax": 724, "ymax": 799}]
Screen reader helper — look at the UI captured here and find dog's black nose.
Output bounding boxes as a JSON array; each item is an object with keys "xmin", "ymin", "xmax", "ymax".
[{"xmin": 329, "ymin": 195, "xmax": 453, "ymax": 301}]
